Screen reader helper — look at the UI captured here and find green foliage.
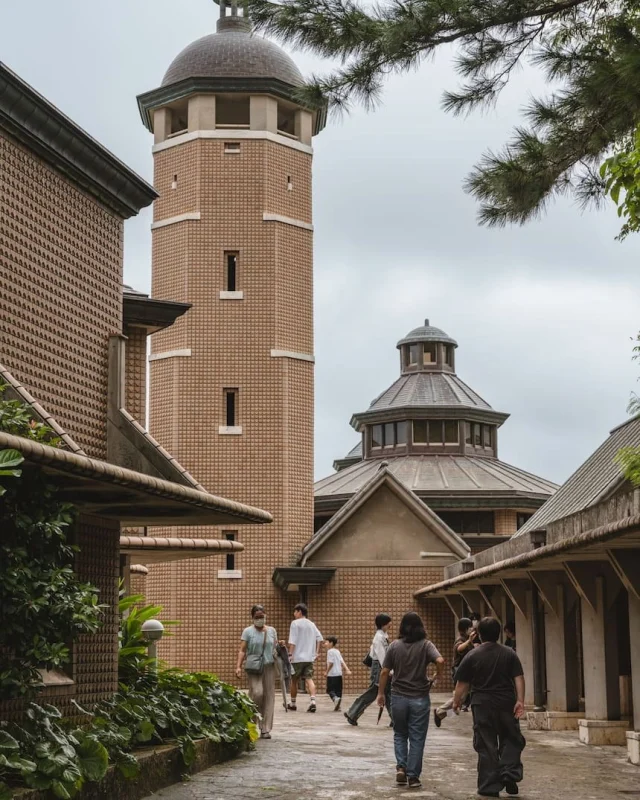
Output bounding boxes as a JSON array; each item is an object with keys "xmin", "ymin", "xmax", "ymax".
[
  {"xmin": 0, "ymin": 386, "xmax": 62, "ymax": 446},
  {"xmin": 246, "ymin": 0, "xmax": 640, "ymax": 230},
  {"xmin": 77, "ymin": 669, "xmax": 258, "ymax": 772},
  {"xmin": 600, "ymin": 128, "xmax": 640, "ymax": 240},
  {"xmin": 0, "ymin": 450, "xmax": 23, "ymax": 498},
  {"xmin": 0, "ymin": 703, "xmax": 108, "ymax": 798},
  {"xmin": 0, "ymin": 389, "xmax": 103, "ymax": 698},
  {"xmin": 118, "ymin": 592, "xmax": 177, "ymax": 683}
]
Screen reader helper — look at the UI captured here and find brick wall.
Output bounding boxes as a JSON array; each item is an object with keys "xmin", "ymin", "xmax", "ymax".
[
  {"xmin": 0, "ymin": 515, "xmax": 120, "ymax": 721},
  {"xmin": 145, "ymin": 135, "xmax": 314, "ymax": 683},
  {"xmin": 0, "ymin": 134, "xmax": 123, "ymax": 459},
  {"xmin": 308, "ymin": 567, "xmax": 456, "ymax": 694},
  {"xmin": 124, "ymin": 327, "xmax": 148, "ymax": 426}
]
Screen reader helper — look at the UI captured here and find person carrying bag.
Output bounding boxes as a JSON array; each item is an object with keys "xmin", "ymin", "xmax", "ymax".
[{"xmin": 236, "ymin": 605, "xmax": 278, "ymax": 739}]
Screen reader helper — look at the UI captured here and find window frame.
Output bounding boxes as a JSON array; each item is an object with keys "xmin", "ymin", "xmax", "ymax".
[{"xmin": 224, "ymin": 388, "xmax": 238, "ymax": 427}]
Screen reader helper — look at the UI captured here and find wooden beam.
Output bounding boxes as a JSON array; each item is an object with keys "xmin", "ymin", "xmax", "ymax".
[
  {"xmin": 500, "ymin": 578, "xmax": 531, "ymax": 619},
  {"xmin": 607, "ymin": 548, "xmax": 640, "ymax": 601}
]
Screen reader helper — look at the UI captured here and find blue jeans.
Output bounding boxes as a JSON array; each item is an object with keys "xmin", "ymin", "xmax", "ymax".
[{"xmin": 391, "ymin": 694, "xmax": 431, "ymax": 779}]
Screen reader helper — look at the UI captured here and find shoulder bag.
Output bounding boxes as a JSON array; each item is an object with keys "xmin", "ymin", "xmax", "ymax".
[{"xmin": 245, "ymin": 628, "xmax": 269, "ymax": 675}]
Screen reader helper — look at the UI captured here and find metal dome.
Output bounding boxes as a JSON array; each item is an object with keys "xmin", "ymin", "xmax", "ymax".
[
  {"xmin": 396, "ymin": 319, "xmax": 458, "ymax": 349},
  {"xmin": 162, "ymin": 22, "xmax": 304, "ymax": 88}
]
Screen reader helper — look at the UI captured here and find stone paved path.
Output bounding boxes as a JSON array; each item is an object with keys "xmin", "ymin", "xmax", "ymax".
[{"xmin": 143, "ymin": 694, "xmax": 639, "ymax": 799}]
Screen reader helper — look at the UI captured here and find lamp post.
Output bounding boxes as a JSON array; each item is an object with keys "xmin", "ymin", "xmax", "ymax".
[{"xmin": 141, "ymin": 619, "xmax": 164, "ymax": 673}]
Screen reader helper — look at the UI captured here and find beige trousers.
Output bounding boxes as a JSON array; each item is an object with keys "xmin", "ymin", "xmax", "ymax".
[{"xmin": 246, "ymin": 663, "xmax": 276, "ymax": 733}]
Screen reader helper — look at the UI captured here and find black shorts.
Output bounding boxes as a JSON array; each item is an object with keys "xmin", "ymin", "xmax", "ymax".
[{"xmin": 327, "ymin": 675, "xmax": 343, "ymax": 698}]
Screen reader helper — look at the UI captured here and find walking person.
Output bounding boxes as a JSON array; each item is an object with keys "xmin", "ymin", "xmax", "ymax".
[
  {"xmin": 433, "ymin": 616, "xmax": 477, "ymax": 727},
  {"xmin": 377, "ymin": 612, "xmax": 444, "ymax": 790},
  {"xmin": 453, "ymin": 616, "xmax": 526, "ymax": 798},
  {"xmin": 344, "ymin": 612, "xmax": 393, "ymax": 726},
  {"xmin": 236, "ymin": 605, "xmax": 278, "ymax": 739},
  {"xmin": 287, "ymin": 603, "xmax": 323, "ymax": 712},
  {"xmin": 504, "ymin": 621, "xmax": 516, "ymax": 651},
  {"xmin": 324, "ymin": 636, "xmax": 351, "ymax": 710}
]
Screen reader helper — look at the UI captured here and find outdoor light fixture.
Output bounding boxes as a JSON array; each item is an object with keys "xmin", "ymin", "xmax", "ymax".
[{"xmin": 141, "ymin": 619, "xmax": 164, "ymax": 671}]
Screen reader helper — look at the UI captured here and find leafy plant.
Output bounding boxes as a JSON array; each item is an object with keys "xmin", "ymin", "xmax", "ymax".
[
  {"xmin": 0, "ymin": 704, "xmax": 108, "ymax": 799},
  {"xmin": 0, "ymin": 387, "xmax": 103, "ymax": 698},
  {"xmin": 118, "ymin": 592, "xmax": 177, "ymax": 683},
  {"xmin": 0, "ymin": 450, "xmax": 22, "ymax": 497}
]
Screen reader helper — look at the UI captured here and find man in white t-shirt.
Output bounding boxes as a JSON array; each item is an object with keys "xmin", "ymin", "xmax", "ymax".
[{"xmin": 287, "ymin": 603, "xmax": 323, "ymax": 712}]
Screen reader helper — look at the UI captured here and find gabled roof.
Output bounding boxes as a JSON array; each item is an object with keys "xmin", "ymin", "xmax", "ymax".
[
  {"xmin": 515, "ymin": 416, "xmax": 640, "ymax": 537},
  {"xmin": 303, "ymin": 464, "xmax": 470, "ymax": 565},
  {"xmin": 315, "ymin": 454, "xmax": 558, "ymax": 501},
  {"xmin": 0, "ymin": 364, "xmax": 85, "ymax": 455}
]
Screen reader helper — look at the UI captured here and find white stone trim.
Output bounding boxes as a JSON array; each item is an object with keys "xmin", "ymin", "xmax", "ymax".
[
  {"xmin": 262, "ymin": 212, "xmax": 313, "ymax": 231},
  {"xmin": 270, "ymin": 349, "xmax": 315, "ymax": 363},
  {"xmin": 217, "ymin": 569, "xmax": 243, "ymax": 579},
  {"xmin": 151, "ymin": 212, "xmax": 201, "ymax": 230},
  {"xmin": 153, "ymin": 129, "xmax": 313, "ymax": 155},
  {"xmin": 420, "ymin": 551, "xmax": 458, "ymax": 559},
  {"xmin": 219, "ymin": 290, "xmax": 244, "ymax": 300},
  {"xmin": 219, "ymin": 426, "xmax": 243, "ymax": 435},
  {"xmin": 149, "ymin": 348, "xmax": 192, "ymax": 362}
]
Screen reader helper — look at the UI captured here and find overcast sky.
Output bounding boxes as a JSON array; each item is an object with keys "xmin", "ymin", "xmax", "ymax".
[{"xmin": 4, "ymin": 0, "xmax": 640, "ymax": 486}]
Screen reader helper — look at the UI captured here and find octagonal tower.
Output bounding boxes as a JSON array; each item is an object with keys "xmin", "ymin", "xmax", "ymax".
[{"xmin": 137, "ymin": 0, "xmax": 325, "ymax": 678}]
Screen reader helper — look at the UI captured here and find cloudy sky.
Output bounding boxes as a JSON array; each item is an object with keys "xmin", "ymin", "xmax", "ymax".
[{"xmin": 4, "ymin": 0, "xmax": 639, "ymax": 486}]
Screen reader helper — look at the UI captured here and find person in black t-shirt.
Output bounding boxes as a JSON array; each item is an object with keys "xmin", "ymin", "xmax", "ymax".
[
  {"xmin": 453, "ymin": 617, "xmax": 526, "ymax": 798},
  {"xmin": 504, "ymin": 621, "xmax": 516, "ymax": 652}
]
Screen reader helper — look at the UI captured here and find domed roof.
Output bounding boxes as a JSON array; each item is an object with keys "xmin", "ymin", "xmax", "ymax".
[
  {"xmin": 162, "ymin": 21, "xmax": 304, "ymax": 88},
  {"xmin": 396, "ymin": 319, "xmax": 458, "ymax": 349}
]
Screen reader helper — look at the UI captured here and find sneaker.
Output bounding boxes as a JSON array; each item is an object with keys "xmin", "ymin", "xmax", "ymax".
[
  {"xmin": 408, "ymin": 777, "xmax": 422, "ymax": 789},
  {"xmin": 287, "ymin": 703, "xmax": 297, "ymax": 711},
  {"xmin": 307, "ymin": 702, "xmax": 316, "ymax": 713},
  {"xmin": 505, "ymin": 781, "xmax": 519, "ymax": 795},
  {"xmin": 434, "ymin": 709, "xmax": 442, "ymax": 728},
  {"xmin": 260, "ymin": 731, "xmax": 271, "ymax": 739},
  {"xmin": 478, "ymin": 793, "xmax": 499, "ymax": 798},
  {"xmin": 396, "ymin": 767, "xmax": 407, "ymax": 785},
  {"xmin": 333, "ymin": 696, "xmax": 342, "ymax": 711},
  {"xmin": 344, "ymin": 712, "xmax": 358, "ymax": 726}
]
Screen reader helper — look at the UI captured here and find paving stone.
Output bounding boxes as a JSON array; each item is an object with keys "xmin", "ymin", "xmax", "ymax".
[{"xmin": 142, "ymin": 694, "xmax": 638, "ymax": 800}]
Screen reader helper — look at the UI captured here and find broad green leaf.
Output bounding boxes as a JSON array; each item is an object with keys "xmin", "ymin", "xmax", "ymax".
[
  {"xmin": 75, "ymin": 735, "xmax": 108, "ymax": 782},
  {"xmin": 0, "ymin": 732, "xmax": 19, "ymax": 752},
  {"xmin": 0, "ymin": 781, "xmax": 12, "ymax": 800},
  {"xmin": 51, "ymin": 780, "xmax": 72, "ymax": 799},
  {"xmin": 0, "ymin": 450, "xmax": 23, "ymax": 469}
]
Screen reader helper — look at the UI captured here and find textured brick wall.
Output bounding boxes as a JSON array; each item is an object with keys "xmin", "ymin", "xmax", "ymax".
[
  {"xmin": 495, "ymin": 509, "xmax": 518, "ymax": 536},
  {"xmin": 145, "ymin": 136, "xmax": 314, "ymax": 683},
  {"xmin": 0, "ymin": 515, "xmax": 120, "ymax": 721},
  {"xmin": 124, "ymin": 327, "xmax": 148, "ymax": 426},
  {"xmin": 308, "ymin": 567, "xmax": 456, "ymax": 694},
  {"xmin": 0, "ymin": 135, "xmax": 123, "ymax": 459}
]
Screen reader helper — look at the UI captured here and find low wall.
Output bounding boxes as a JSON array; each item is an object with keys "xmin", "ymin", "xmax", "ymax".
[{"xmin": 14, "ymin": 737, "xmax": 247, "ymax": 800}]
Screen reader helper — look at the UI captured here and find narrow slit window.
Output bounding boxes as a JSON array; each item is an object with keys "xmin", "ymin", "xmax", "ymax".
[
  {"xmin": 225, "ymin": 252, "xmax": 238, "ymax": 291},
  {"xmin": 225, "ymin": 532, "xmax": 236, "ymax": 571},
  {"xmin": 224, "ymin": 389, "xmax": 238, "ymax": 427},
  {"xmin": 483, "ymin": 425, "xmax": 492, "ymax": 448}
]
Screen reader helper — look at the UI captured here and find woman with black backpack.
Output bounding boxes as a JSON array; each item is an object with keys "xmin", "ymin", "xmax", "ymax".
[{"xmin": 344, "ymin": 612, "xmax": 392, "ymax": 726}]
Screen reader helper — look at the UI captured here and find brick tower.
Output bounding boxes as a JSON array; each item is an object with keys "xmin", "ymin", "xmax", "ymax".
[{"xmin": 137, "ymin": 0, "xmax": 325, "ymax": 677}]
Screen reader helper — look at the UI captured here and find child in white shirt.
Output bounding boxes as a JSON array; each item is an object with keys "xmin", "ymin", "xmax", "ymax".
[{"xmin": 324, "ymin": 636, "xmax": 352, "ymax": 711}]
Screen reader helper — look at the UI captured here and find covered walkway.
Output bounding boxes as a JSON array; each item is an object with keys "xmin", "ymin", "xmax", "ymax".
[{"xmin": 144, "ymin": 695, "xmax": 637, "ymax": 799}]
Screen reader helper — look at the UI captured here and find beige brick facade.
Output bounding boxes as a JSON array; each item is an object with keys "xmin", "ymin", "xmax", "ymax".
[
  {"xmin": 146, "ymin": 135, "xmax": 314, "ymax": 680},
  {"xmin": 0, "ymin": 135, "xmax": 123, "ymax": 460},
  {"xmin": 0, "ymin": 130, "xmax": 128, "ymax": 717}
]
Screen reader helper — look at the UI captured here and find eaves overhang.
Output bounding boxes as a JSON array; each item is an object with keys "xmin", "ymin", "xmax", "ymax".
[
  {"xmin": 137, "ymin": 77, "xmax": 327, "ymax": 136},
  {"xmin": 123, "ymin": 293, "xmax": 192, "ymax": 333},
  {"xmin": 0, "ymin": 431, "xmax": 272, "ymax": 527},
  {"xmin": 0, "ymin": 62, "xmax": 157, "ymax": 219},
  {"xmin": 350, "ymin": 407, "xmax": 510, "ymax": 432},
  {"xmin": 272, "ymin": 566, "xmax": 336, "ymax": 591},
  {"xmin": 121, "ymin": 535, "xmax": 244, "ymax": 564}
]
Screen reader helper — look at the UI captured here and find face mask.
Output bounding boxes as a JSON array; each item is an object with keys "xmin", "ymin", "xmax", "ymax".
[{"xmin": 254, "ymin": 618, "xmax": 266, "ymax": 628}]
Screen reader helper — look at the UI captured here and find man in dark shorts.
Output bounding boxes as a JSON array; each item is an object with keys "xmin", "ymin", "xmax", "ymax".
[{"xmin": 453, "ymin": 617, "xmax": 526, "ymax": 798}]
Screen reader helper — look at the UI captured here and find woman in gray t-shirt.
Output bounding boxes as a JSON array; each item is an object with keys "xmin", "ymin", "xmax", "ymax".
[
  {"xmin": 377, "ymin": 612, "xmax": 444, "ymax": 789},
  {"xmin": 236, "ymin": 605, "xmax": 278, "ymax": 739}
]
